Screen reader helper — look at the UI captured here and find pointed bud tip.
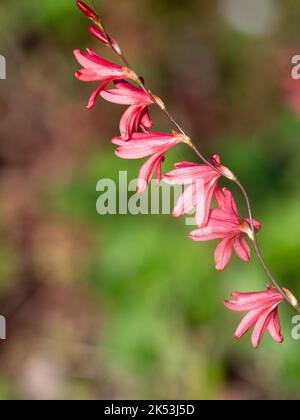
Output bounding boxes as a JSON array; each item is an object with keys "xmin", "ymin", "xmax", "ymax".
[{"xmin": 76, "ymin": 1, "xmax": 99, "ymax": 21}]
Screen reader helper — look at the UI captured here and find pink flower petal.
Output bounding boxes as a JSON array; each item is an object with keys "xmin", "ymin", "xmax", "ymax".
[
  {"xmin": 87, "ymin": 80, "xmax": 111, "ymax": 109},
  {"xmin": 233, "ymin": 307, "xmax": 266, "ymax": 339},
  {"xmin": 224, "ymin": 290, "xmax": 284, "ymax": 312},
  {"xmin": 196, "ymin": 179, "xmax": 218, "ymax": 227},
  {"xmin": 112, "ymin": 133, "xmax": 180, "ymax": 153},
  {"xmin": 74, "ymin": 50, "xmax": 127, "ymax": 82},
  {"xmin": 140, "ymin": 108, "xmax": 153, "ymax": 130},
  {"xmin": 267, "ymin": 307, "xmax": 284, "ymax": 344},
  {"xmin": 189, "ymin": 224, "xmax": 236, "ymax": 241},
  {"xmin": 119, "ymin": 105, "xmax": 145, "ymax": 140},
  {"xmin": 173, "ymin": 184, "xmax": 198, "ymax": 218},
  {"xmin": 214, "ymin": 237, "xmax": 235, "ymax": 271},
  {"xmin": 137, "ymin": 153, "xmax": 164, "ymax": 193},
  {"xmin": 233, "ymin": 236, "xmax": 251, "ymax": 262},
  {"xmin": 214, "ymin": 188, "xmax": 238, "ymax": 216},
  {"xmin": 74, "ymin": 49, "xmax": 100, "ymax": 69},
  {"xmin": 251, "ymin": 305, "xmax": 277, "ymax": 348},
  {"xmin": 164, "ymin": 164, "xmax": 219, "ymax": 185},
  {"xmin": 101, "ymin": 81, "xmax": 152, "ymax": 105}
]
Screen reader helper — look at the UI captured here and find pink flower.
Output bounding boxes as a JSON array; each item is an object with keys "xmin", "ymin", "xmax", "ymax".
[
  {"xmin": 112, "ymin": 132, "xmax": 188, "ymax": 193},
  {"xmin": 101, "ymin": 81, "xmax": 155, "ymax": 140},
  {"xmin": 189, "ymin": 188, "xmax": 261, "ymax": 271},
  {"xmin": 74, "ymin": 49, "xmax": 135, "ymax": 109},
  {"xmin": 163, "ymin": 156, "xmax": 223, "ymax": 227},
  {"xmin": 224, "ymin": 287, "xmax": 284, "ymax": 348}
]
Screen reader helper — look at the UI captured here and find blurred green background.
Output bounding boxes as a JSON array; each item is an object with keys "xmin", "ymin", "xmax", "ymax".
[{"xmin": 0, "ymin": 0, "xmax": 300, "ymax": 400}]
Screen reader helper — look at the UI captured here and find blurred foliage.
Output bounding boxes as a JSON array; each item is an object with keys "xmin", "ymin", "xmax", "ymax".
[{"xmin": 0, "ymin": 0, "xmax": 300, "ymax": 400}]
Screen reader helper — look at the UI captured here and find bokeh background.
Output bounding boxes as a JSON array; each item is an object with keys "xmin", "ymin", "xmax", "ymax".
[{"xmin": 0, "ymin": 0, "xmax": 300, "ymax": 400}]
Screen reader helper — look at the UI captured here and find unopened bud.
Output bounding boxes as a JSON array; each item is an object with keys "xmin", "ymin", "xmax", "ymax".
[
  {"xmin": 283, "ymin": 288, "xmax": 299, "ymax": 308},
  {"xmin": 77, "ymin": 1, "xmax": 98, "ymax": 20},
  {"xmin": 88, "ymin": 25, "xmax": 110, "ymax": 46}
]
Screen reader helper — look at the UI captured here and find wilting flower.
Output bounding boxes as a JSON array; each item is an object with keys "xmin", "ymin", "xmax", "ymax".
[
  {"xmin": 74, "ymin": 49, "xmax": 136, "ymax": 108},
  {"xmin": 112, "ymin": 132, "xmax": 189, "ymax": 193},
  {"xmin": 189, "ymin": 188, "xmax": 261, "ymax": 271},
  {"xmin": 163, "ymin": 156, "xmax": 224, "ymax": 227},
  {"xmin": 224, "ymin": 287, "xmax": 284, "ymax": 348},
  {"xmin": 101, "ymin": 81, "xmax": 155, "ymax": 139}
]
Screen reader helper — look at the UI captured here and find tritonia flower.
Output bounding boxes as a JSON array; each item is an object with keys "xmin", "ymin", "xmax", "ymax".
[
  {"xmin": 224, "ymin": 287, "xmax": 284, "ymax": 348},
  {"xmin": 101, "ymin": 81, "xmax": 155, "ymax": 140},
  {"xmin": 112, "ymin": 132, "xmax": 189, "ymax": 193},
  {"xmin": 74, "ymin": 49, "xmax": 136, "ymax": 109},
  {"xmin": 189, "ymin": 188, "xmax": 261, "ymax": 271},
  {"xmin": 163, "ymin": 156, "xmax": 224, "ymax": 227}
]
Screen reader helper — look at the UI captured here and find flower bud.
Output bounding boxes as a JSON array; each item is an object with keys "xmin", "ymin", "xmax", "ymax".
[
  {"xmin": 88, "ymin": 25, "xmax": 110, "ymax": 46},
  {"xmin": 76, "ymin": 1, "xmax": 98, "ymax": 20}
]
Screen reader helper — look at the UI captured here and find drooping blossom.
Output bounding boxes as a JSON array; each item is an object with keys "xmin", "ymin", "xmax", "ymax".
[
  {"xmin": 74, "ymin": 49, "xmax": 136, "ymax": 109},
  {"xmin": 224, "ymin": 287, "xmax": 284, "ymax": 348},
  {"xmin": 163, "ymin": 156, "xmax": 224, "ymax": 227},
  {"xmin": 112, "ymin": 132, "xmax": 190, "ymax": 193},
  {"xmin": 101, "ymin": 81, "xmax": 156, "ymax": 139},
  {"xmin": 189, "ymin": 188, "xmax": 261, "ymax": 271}
]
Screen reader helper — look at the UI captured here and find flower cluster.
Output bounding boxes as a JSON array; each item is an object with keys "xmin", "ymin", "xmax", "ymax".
[{"xmin": 73, "ymin": 1, "xmax": 292, "ymax": 348}]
